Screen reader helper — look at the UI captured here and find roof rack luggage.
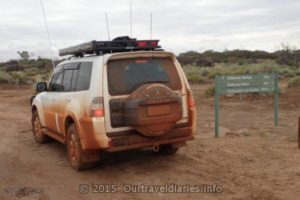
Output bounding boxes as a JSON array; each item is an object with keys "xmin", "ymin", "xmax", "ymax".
[{"xmin": 59, "ymin": 36, "xmax": 161, "ymax": 57}]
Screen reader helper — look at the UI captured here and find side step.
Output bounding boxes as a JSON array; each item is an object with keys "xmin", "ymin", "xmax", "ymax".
[{"xmin": 42, "ymin": 128, "xmax": 65, "ymax": 144}]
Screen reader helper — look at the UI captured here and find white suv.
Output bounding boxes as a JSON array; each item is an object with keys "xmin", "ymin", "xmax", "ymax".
[{"xmin": 31, "ymin": 37, "xmax": 196, "ymax": 170}]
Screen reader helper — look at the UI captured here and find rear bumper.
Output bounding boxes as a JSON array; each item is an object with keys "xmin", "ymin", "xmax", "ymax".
[
  {"xmin": 105, "ymin": 126, "xmax": 194, "ymax": 152},
  {"xmin": 79, "ymin": 116, "xmax": 195, "ymax": 152}
]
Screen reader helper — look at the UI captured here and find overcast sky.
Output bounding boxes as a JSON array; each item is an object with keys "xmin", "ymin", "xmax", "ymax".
[{"xmin": 1, "ymin": 0, "xmax": 300, "ymax": 61}]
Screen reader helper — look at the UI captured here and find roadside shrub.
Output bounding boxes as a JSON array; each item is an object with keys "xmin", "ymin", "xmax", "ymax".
[
  {"xmin": 195, "ymin": 57, "xmax": 214, "ymax": 67},
  {"xmin": 32, "ymin": 72, "xmax": 51, "ymax": 83},
  {"xmin": 201, "ymin": 69, "xmax": 209, "ymax": 77},
  {"xmin": 5, "ymin": 62, "xmax": 25, "ymax": 72},
  {"xmin": 187, "ymin": 73, "xmax": 205, "ymax": 84},
  {"xmin": 34, "ymin": 58, "xmax": 50, "ymax": 69},
  {"xmin": 204, "ymin": 86, "xmax": 215, "ymax": 98},
  {"xmin": 10, "ymin": 71, "xmax": 29, "ymax": 84},
  {"xmin": 182, "ymin": 59, "xmax": 299, "ymax": 81},
  {"xmin": 275, "ymin": 44, "xmax": 300, "ymax": 67},
  {"xmin": 288, "ymin": 76, "xmax": 300, "ymax": 87},
  {"xmin": 25, "ymin": 67, "xmax": 43, "ymax": 76},
  {"xmin": 294, "ymin": 68, "xmax": 300, "ymax": 76},
  {"xmin": 238, "ymin": 59, "xmax": 247, "ymax": 65},
  {"xmin": 42, "ymin": 72, "xmax": 51, "ymax": 81},
  {"xmin": 177, "ymin": 49, "xmax": 276, "ymax": 67},
  {"xmin": 0, "ymin": 71, "xmax": 11, "ymax": 83},
  {"xmin": 278, "ymin": 67, "xmax": 294, "ymax": 77}
]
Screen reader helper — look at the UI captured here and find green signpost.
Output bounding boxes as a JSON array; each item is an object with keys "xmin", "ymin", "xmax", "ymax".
[{"xmin": 214, "ymin": 73, "xmax": 279, "ymax": 137}]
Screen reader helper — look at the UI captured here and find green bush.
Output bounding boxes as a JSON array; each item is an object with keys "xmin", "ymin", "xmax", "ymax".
[
  {"xmin": 187, "ymin": 73, "xmax": 205, "ymax": 84},
  {"xmin": 10, "ymin": 71, "xmax": 29, "ymax": 84},
  {"xmin": 288, "ymin": 76, "xmax": 300, "ymax": 87},
  {"xmin": 182, "ymin": 59, "xmax": 298, "ymax": 81},
  {"xmin": 0, "ymin": 71, "xmax": 11, "ymax": 83},
  {"xmin": 295, "ymin": 69, "xmax": 300, "ymax": 76},
  {"xmin": 204, "ymin": 86, "xmax": 215, "ymax": 98},
  {"xmin": 24, "ymin": 67, "xmax": 40, "ymax": 76},
  {"xmin": 0, "ymin": 57, "xmax": 55, "ymax": 85}
]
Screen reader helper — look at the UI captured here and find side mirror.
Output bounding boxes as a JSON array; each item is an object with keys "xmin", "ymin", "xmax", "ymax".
[{"xmin": 36, "ymin": 82, "xmax": 47, "ymax": 92}]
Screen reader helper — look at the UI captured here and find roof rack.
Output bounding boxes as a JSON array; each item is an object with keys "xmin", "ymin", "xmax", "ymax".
[{"xmin": 59, "ymin": 36, "xmax": 161, "ymax": 57}]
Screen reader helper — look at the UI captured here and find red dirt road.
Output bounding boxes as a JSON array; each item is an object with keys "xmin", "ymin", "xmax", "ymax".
[{"xmin": 0, "ymin": 83, "xmax": 300, "ymax": 200}]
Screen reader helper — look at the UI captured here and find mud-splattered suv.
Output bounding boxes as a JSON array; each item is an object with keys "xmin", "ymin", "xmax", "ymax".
[{"xmin": 31, "ymin": 37, "xmax": 196, "ymax": 170}]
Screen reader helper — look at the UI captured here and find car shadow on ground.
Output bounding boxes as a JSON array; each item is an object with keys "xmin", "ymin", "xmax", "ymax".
[{"xmin": 33, "ymin": 137, "xmax": 180, "ymax": 172}]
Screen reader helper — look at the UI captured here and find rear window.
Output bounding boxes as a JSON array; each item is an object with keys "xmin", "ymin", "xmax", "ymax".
[{"xmin": 107, "ymin": 57, "xmax": 182, "ymax": 95}]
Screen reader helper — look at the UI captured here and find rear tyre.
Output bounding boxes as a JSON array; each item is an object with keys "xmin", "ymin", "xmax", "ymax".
[
  {"xmin": 67, "ymin": 124, "xmax": 97, "ymax": 171},
  {"xmin": 158, "ymin": 144, "xmax": 179, "ymax": 155},
  {"xmin": 32, "ymin": 111, "xmax": 50, "ymax": 144}
]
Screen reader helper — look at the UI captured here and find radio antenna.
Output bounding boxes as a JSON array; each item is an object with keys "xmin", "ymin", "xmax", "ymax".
[
  {"xmin": 130, "ymin": 0, "xmax": 133, "ymax": 37},
  {"xmin": 39, "ymin": 0, "xmax": 55, "ymax": 69},
  {"xmin": 105, "ymin": 12, "xmax": 111, "ymax": 40},
  {"xmin": 150, "ymin": 12, "xmax": 152, "ymax": 39}
]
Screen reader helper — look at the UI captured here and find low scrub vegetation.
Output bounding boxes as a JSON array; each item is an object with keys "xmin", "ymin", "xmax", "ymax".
[
  {"xmin": 183, "ymin": 60, "xmax": 300, "ymax": 84},
  {"xmin": 288, "ymin": 76, "xmax": 300, "ymax": 87},
  {"xmin": 0, "ymin": 71, "xmax": 11, "ymax": 84},
  {"xmin": 177, "ymin": 45, "xmax": 300, "ymax": 68},
  {"xmin": 0, "ymin": 46, "xmax": 300, "ymax": 87},
  {"xmin": 0, "ymin": 57, "xmax": 54, "ymax": 85},
  {"xmin": 180, "ymin": 45, "xmax": 300, "ymax": 87},
  {"xmin": 204, "ymin": 86, "xmax": 215, "ymax": 98}
]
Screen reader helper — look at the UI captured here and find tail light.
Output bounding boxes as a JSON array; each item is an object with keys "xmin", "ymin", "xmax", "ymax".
[
  {"xmin": 187, "ymin": 89, "xmax": 195, "ymax": 108},
  {"xmin": 136, "ymin": 41, "xmax": 148, "ymax": 47},
  {"xmin": 150, "ymin": 41, "xmax": 158, "ymax": 46},
  {"xmin": 187, "ymin": 89, "xmax": 196, "ymax": 130},
  {"xmin": 90, "ymin": 97, "xmax": 104, "ymax": 117},
  {"xmin": 136, "ymin": 40, "xmax": 159, "ymax": 48}
]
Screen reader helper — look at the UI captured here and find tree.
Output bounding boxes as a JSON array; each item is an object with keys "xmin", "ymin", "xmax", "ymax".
[
  {"xmin": 275, "ymin": 44, "xmax": 300, "ymax": 67},
  {"xmin": 17, "ymin": 51, "xmax": 30, "ymax": 61}
]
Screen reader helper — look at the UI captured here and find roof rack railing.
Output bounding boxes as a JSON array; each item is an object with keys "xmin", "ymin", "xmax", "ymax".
[{"xmin": 59, "ymin": 36, "xmax": 161, "ymax": 57}]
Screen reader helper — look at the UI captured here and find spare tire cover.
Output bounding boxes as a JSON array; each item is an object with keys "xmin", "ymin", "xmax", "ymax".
[{"xmin": 124, "ymin": 83, "xmax": 182, "ymax": 137}]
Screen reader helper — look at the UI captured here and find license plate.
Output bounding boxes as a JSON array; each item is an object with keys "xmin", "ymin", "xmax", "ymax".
[{"xmin": 147, "ymin": 105, "xmax": 170, "ymax": 116}]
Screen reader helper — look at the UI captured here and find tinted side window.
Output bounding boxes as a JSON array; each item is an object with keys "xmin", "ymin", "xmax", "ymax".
[
  {"xmin": 76, "ymin": 62, "xmax": 92, "ymax": 91},
  {"xmin": 50, "ymin": 69, "xmax": 64, "ymax": 91},
  {"xmin": 71, "ymin": 69, "xmax": 79, "ymax": 91},
  {"xmin": 62, "ymin": 70, "xmax": 73, "ymax": 91}
]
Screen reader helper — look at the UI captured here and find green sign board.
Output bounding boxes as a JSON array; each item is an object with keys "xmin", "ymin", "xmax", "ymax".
[
  {"xmin": 218, "ymin": 74, "xmax": 276, "ymax": 95},
  {"xmin": 214, "ymin": 73, "xmax": 279, "ymax": 137}
]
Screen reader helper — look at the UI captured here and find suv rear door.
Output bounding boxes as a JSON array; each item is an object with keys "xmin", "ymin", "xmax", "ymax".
[{"xmin": 103, "ymin": 52, "xmax": 188, "ymax": 133}]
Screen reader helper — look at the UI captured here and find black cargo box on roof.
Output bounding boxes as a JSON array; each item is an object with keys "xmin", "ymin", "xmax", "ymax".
[{"xmin": 59, "ymin": 36, "xmax": 161, "ymax": 57}]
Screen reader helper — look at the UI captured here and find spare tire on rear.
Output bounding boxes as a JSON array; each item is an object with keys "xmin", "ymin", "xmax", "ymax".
[{"xmin": 124, "ymin": 83, "xmax": 182, "ymax": 137}]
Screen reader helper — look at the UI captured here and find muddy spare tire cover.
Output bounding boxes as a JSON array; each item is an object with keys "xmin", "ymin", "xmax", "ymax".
[{"xmin": 124, "ymin": 83, "xmax": 182, "ymax": 137}]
